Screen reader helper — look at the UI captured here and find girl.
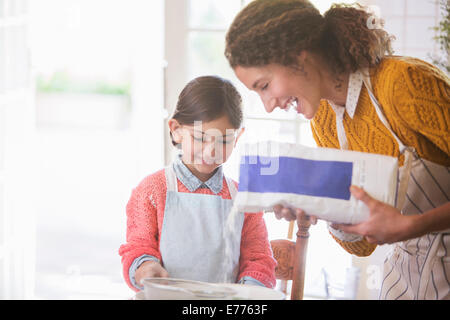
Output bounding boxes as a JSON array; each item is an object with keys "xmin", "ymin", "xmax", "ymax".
[
  {"xmin": 119, "ymin": 75, "xmax": 276, "ymax": 291},
  {"xmin": 225, "ymin": 0, "xmax": 449, "ymax": 299}
]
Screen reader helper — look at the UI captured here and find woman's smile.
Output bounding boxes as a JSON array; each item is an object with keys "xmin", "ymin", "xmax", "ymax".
[{"xmin": 234, "ymin": 63, "xmax": 321, "ymax": 120}]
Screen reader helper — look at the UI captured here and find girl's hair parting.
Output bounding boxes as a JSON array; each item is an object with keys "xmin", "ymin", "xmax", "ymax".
[
  {"xmin": 225, "ymin": 0, "xmax": 394, "ymax": 75},
  {"xmin": 170, "ymin": 75, "xmax": 243, "ymax": 146}
]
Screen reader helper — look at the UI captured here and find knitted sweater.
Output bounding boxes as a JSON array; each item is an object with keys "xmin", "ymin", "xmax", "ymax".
[
  {"xmin": 118, "ymin": 168, "xmax": 277, "ymax": 291},
  {"xmin": 311, "ymin": 56, "xmax": 450, "ymax": 257}
]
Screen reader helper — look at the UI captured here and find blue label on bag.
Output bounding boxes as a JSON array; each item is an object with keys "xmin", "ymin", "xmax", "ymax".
[{"xmin": 239, "ymin": 156, "xmax": 353, "ymax": 200}]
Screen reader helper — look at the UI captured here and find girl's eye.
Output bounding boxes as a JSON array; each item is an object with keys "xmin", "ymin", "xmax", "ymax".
[
  {"xmin": 193, "ymin": 135, "xmax": 204, "ymax": 142},
  {"xmin": 261, "ymin": 83, "xmax": 268, "ymax": 91}
]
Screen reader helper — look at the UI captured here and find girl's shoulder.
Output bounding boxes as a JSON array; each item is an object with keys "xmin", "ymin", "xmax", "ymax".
[{"xmin": 133, "ymin": 168, "xmax": 167, "ymax": 196}]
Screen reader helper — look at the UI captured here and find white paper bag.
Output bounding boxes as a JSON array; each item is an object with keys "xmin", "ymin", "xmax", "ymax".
[{"xmin": 235, "ymin": 141, "xmax": 399, "ymax": 224}]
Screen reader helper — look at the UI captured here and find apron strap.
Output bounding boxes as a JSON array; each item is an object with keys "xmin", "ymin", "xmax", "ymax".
[
  {"xmin": 166, "ymin": 163, "xmax": 236, "ymax": 198},
  {"xmin": 334, "ymin": 107, "xmax": 349, "ymax": 150},
  {"xmin": 361, "ymin": 73, "xmax": 414, "ymax": 210},
  {"xmin": 362, "ymin": 74, "xmax": 407, "ymax": 153},
  {"xmin": 225, "ymin": 176, "xmax": 238, "ymax": 201},
  {"xmin": 165, "ymin": 164, "xmax": 178, "ymax": 192}
]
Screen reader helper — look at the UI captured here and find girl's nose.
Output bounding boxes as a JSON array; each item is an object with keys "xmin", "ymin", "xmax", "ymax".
[{"xmin": 203, "ymin": 140, "xmax": 216, "ymax": 159}]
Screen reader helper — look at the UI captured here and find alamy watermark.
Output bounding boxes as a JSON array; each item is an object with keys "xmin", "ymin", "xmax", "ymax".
[
  {"xmin": 366, "ymin": 5, "xmax": 383, "ymax": 30},
  {"xmin": 180, "ymin": 121, "xmax": 281, "ymax": 176}
]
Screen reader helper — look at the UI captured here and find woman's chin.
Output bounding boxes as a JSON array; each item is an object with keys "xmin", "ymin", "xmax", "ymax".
[
  {"xmin": 303, "ymin": 112, "xmax": 314, "ymax": 120},
  {"xmin": 298, "ymin": 101, "xmax": 317, "ymax": 120}
]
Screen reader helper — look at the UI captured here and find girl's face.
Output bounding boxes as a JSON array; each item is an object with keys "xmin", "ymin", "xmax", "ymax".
[
  {"xmin": 234, "ymin": 57, "xmax": 323, "ymax": 120},
  {"xmin": 169, "ymin": 115, "xmax": 244, "ymax": 181}
]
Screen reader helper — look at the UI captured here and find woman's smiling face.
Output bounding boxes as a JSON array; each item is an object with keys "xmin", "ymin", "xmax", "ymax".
[{"xmin": 234, "ymin": 60, "xmax": 323, "ymax": 120}]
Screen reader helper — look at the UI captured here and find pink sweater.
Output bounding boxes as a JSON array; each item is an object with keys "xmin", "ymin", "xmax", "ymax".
[{"xmin": 118, "ymin": 168, "xmax": 277, "ymax": 291}]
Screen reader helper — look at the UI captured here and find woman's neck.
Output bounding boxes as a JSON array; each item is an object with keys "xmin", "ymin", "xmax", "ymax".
[
  {"xmin": 323, "ymin": 71, "xmax": 349, "ymax": 107},
  {"xmin": 312, "ymin": 52, "xmax": 349, "ymax": 106}
]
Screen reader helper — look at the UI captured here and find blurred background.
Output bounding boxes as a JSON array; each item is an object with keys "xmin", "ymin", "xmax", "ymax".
[{"xmin": 0, "ymin": 0, "xmax": 448, "ymax": 299}]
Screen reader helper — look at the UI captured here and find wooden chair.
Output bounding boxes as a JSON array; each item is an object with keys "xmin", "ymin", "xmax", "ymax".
[{"xmin": 270, "ymin": 214, "xmax": 311, "ymax": 300}]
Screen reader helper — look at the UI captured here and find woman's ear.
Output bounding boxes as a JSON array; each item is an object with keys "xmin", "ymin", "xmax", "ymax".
[
  {"xmin": 298, "ymin": 50, "xmax": 307, "ymax": 63},
  {"xmin": 168, "ymin": 118, "xmax": 182, "ymax": 144},
  {"xmin": 292, "ymin": 50, "xmax": 310, "ymax": 77}
]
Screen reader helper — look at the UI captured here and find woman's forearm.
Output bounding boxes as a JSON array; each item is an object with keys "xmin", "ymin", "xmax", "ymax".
[
  {"xmin": 408, "ymin": 202, "xmax": 450, "ymax": 239},
  {"xmin": 333, "ymin": 188, "xmax": 450, "ymax": 245}
]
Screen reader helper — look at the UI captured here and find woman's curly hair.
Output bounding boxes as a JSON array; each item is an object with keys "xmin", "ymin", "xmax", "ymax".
[{"xmin": 225, "ymin": 0, "xmax": 394, "ymax": 75}]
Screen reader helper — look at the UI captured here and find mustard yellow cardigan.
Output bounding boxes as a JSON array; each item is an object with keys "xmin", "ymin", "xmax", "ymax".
[{"xmin": 311, "ymin": 56, "xmax": 450, "ymax": 256}]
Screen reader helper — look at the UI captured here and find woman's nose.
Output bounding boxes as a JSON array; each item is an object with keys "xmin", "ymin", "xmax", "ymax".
[{"xmin": 261, "ymin": 96, "xmax": 276, "ymax": 113}]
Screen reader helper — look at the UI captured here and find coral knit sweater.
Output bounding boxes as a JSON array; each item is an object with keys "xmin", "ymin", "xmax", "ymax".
[
  {"xmin": 118, "ymin": 167, "xmax": 277, "ymax": 291},
  {"xmin": 311, "ymin": 56, "xmax": 450, "ymax": 257}
]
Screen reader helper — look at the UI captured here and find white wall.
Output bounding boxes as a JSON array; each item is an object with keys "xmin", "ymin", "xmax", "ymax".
[
  {"xmin": 363, "ymin": 0, "xmax": 442, "ymax": 63},
  {"xmin": 27, "ymin": 0, "xmax": 165, "ymax": 299},
  {"xmin": 0, "ymin": 0, "xmax": 36, "ymax": 298}
]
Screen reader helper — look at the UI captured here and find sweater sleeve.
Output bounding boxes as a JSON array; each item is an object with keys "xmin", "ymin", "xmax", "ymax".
[
  {"xmin": 238, "ymin": 212, "xmax": 277, "ymax": 288},
  {"xmin": 118, "ymin": 176, "xmax": 162, "ymax": 291}
]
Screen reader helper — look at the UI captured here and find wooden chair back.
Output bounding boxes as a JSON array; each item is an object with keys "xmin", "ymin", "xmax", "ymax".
[{"xmin": 270, "ymin": 214, "xmax": 311, "ymax": 300}]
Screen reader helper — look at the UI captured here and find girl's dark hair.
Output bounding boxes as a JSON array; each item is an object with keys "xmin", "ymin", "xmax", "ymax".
[
  {"xmin": 225, "ymin": 0, "xmax": 394, "ymax": 75},
  {"xmin": 170, "ymin": 75, "xmax": 243, "ymax": 146}
]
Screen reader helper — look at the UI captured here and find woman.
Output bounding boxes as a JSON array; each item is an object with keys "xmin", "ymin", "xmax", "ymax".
[{"xmin": 225, "ymin": 0, "xmax": 450, "ymax": 299}]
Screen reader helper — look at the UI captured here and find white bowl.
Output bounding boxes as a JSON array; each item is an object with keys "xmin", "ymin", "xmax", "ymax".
[{"xmin": 141, "ymin": 278, "xmax": 238, "ymax": 300}]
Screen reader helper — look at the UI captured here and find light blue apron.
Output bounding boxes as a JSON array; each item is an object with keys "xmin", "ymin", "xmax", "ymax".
[{"xmin": 159, "ymin": 164, "xmax": 244, "ymax": 283}]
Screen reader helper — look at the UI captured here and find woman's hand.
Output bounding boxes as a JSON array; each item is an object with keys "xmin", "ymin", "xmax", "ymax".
[
  {"xmin": 273, "ymin": 205, "xmax": 318, "ymax": 224},
  {"xmin": 332, "ymin": 186, "xmax": 415, "ymax": 244},
  {"xmin": 135, "ymin": 260, "xmax": 169, "ymax": 286}
]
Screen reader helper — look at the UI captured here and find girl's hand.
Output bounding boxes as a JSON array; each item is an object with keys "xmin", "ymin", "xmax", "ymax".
[
  {"xmin": 273, "ymin": 205, "xmax": 318, "ymax": 224},
  {"xmin": 135, "ymin": 260, "xmax": 169, "ymax": 286},
  {"xmin": 332, "ymin": 186, "xmax": 414, "ymax": 245}
]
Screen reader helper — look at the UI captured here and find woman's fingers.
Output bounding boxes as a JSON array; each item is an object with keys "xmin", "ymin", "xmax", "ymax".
[
  {"xmin": 295, "ymin": 209, "xmax": 318, "ymax": 225},
  {"xmin": 281, "ymin": 207, "xmax": 297, "ymax": 221},
  {"xmin": 273, "ymin": 204, "xmax": 296, "ymax": 220},
  {"xmin": 273, "ymin": 204, "xmax": 283, "ymax": 220},
  {"xmin": 273, "ymin": 205, "xmax": 309, "ymax": 221},
  {"xmin": 273, "ymin": 205, "xmax": 319, "ymax": 224},
  {"xmin": 332, "ymin": 222, "xmax": 362, "ymax": 234},
  {"xmin": 309, "ymin": 215, "xmax": 318, "ymax": 225},
  {"xmin": 350, "ymin": 185, "xmax": 378, "ymax": 209}
]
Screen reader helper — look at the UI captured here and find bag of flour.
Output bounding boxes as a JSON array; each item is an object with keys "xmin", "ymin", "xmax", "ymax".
[{"xmin": 234, "ymin": 141, "xmax": 399, "ymax": 224}]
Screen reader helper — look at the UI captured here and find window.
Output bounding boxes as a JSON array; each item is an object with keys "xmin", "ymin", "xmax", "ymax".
[
  {"xmin": 0, "ymin": 0, "xmax": 35, "ymax": 299},
  {"xmin": 31, "ymin": 0, "xmax": 133, "ymax": 130},
  {"xmin": 29, "ymin": 0, "xmax": 165, "ymax": 299},
  {"xmin": 368, "ymin": 0, "xmax": 441, "ymax": 64}
]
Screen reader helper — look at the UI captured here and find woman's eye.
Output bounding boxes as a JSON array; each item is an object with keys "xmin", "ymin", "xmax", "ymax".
[
  {"xmin": 261, "ymin": 83, "xmax": 268, "ymax": 91},
  {"xmin": 193, "ymin": 136, "xmax": 203, "ymax": 142}
]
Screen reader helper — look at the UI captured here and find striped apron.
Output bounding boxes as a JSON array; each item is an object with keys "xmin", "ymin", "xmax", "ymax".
[{"xmin": 336, "ymin": 74, "xmax": 450, "ymax": 300}]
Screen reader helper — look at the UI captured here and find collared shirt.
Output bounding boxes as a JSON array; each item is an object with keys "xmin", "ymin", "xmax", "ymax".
[
  {"xmin": 326, "ymin": 70, "xmax": 366, "ymax": 242},
  {"xmin": 172, "ymin": 154, "xmax": 224, "ymax": 194},
  {"xmin": 327, "ymin": 70, "xmax": 365, "ymax": 149},
  {"xmin": 328, "ymin": 70, "xmax": 364, "ymax": 119}
]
